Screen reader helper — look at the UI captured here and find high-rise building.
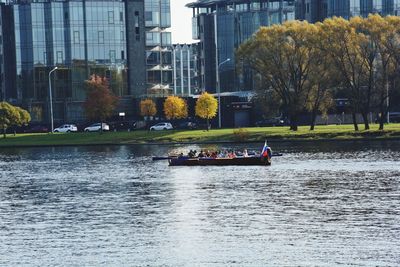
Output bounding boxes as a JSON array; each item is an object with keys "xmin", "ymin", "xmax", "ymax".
[
  {"xmin": 326, "ymin": 0, "xmax": 400, "ymax": 18},
  {"xmin": 187, "ymin": 0, "xmax": 296, "ymax": 94},
  {"xmin": 0, "ymin": 0, "xmax": 146, "ymax": 123},
  {"xmin": 172, "ymin": 43, "xmax": 200, "ymax": 96},
  {"xmin": 296, "ymin": 0, "xmax": 328, "ymax": 22},
  {"xmin": 144, "ymin": 0, "xmax": 173, "ymax": 96},
  {"xmin": 296, "ymin": 0, "xmax": 400, "ymax": 21}
]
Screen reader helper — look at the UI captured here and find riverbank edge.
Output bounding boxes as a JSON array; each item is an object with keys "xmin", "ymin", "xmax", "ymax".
[{"xmin": 1, "ymin": 136, "xmax": 399, "ymax": 148}]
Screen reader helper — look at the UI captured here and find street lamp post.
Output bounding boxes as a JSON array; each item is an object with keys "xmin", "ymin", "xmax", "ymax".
[
  {"xmin": 216, "ymin": 58, "xmax": 231, "ymax": 128},
  {"xmin": 48, "ymin": 66, "xmax": 58, "ymax": 133}
]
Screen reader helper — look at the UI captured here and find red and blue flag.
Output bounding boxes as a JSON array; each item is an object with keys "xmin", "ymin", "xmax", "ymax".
[{"xmin": 261, "ymin": 141, "xmax": 271, "ymax": 158}]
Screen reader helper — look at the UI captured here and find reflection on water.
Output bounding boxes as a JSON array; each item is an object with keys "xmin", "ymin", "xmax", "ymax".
[{"xmin": 0, "ymin": 141, "xmax": 400, "ymax": 266}]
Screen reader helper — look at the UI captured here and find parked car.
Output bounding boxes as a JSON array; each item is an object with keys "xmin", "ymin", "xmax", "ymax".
[
  {"xmin": 176, "ymin": 121, "xmax": 197, "ymax": 130},
  {"xmin": 108, "ymin": 121, "xmax": 136, "ymax": 131},
  {"xmin": 84, "ymin": 123, "xmax": 110, "ymax": 132},
  {"xmin": 255, "ymin": 118, "xmax": 285, "ymax": 127},
  {"xmin": 389, "ymin": 112, "xmax": 400, "ymax": 123},
  {"xmin": 149, "ymin": 122, "xmax": 173, "ymax": 131},
  {"xmin": 54, "ymin": 124, "xmax": 78, "ymax": 133},
  {"xmin": 24, "ymin": 125, "xmax": 49, "ymax": 133}
]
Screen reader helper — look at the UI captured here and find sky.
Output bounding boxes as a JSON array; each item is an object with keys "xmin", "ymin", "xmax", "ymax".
[{"xmin": 170, "ymin": 0, "xmax": 195, "ymax": 44}]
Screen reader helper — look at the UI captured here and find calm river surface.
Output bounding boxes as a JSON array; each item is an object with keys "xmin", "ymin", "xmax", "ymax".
[{"xmin": 0, "ymin": 141, "xmax": 399, "ymax": 266}]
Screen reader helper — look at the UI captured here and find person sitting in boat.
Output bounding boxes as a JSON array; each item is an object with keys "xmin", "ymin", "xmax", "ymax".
[
  {"xmin": 210, "ymin": 151, "xmax": 218, "ymax": 158},
  {"xmin": 188, "ymin": 150, "xmax": 196, "ymax": 158},
  {"xmin": 228, "ymin": 151, "xmax": 236, "ymax": 158},
  {"xmin": 243, "ymin": 149, "xmax": 249, "ymax": 157},
  {"xmin": 198, "ymin": 150, "xmax": 205, "ymax": 158}
]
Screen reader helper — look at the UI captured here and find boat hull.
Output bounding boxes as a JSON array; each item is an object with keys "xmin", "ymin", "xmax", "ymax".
[{"xmin": 168, "ymin": 157, "xmax": 271, "ymax": 166}]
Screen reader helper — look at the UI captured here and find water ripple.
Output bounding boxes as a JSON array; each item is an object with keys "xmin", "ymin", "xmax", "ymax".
[{"xmin": 0, "ymin": 142, "xmax": 400, "ymax": 266}]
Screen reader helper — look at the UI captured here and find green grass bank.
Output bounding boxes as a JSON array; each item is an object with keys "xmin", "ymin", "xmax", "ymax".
[{"xmin": 1, "ymin": 124, "xmax": 400, "ymax": 147}]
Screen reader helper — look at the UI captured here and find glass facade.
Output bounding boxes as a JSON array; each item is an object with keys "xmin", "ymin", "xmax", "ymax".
[
  {"xmin": 172, "ymin": 43, "xmax": 200, "ymax": 96},
  {"xmin": 0, "ymin": 0, "xmax": 147, "ymax": 123},
  {"xmin": 188, "ymin": 0, "xmax": 296, "ymax": 93},
  {"xmin": 145, "ymin": 0, "xmax": 173, "ymax": 96},
  {"xmin": 327, "ymin": 0, "xmax": 400, "ymax": 18}
]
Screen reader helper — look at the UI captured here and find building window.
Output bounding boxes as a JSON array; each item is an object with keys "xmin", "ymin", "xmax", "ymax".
[
  {"xmin": 108, "ymin": 11, "xmax": 114, "ymax": 24},
  {"xmin": 56, "ymin": 51, "xmax": 63, "ymax": 64},
  {"xmin": 98, "ymin": 31, "xmax": 104, "ymax": 44},
  {"xmin": 120, "ymin": 11, "xmax": 124, "ymax": 22},
  {"xmin": 109, "ymin": 50, "xmax": 116, "ymax": 63},
  {"xmin": 73, "ymin": 31, "xmax": 80, "ymax": 44},
  {"xmin": 121, "ymin": 31, "xmax": 124, "ymax": 41},
  {"xmin": 135, "ymin": 11, "xmax": 140, "ymax": 40}
]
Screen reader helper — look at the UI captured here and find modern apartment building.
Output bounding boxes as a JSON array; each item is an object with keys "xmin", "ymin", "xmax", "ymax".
[
  {"xmin": 172, "ymin": 43, "xmax": 200, "ymax": 96},
  {"xmin": 0, "ymin": 0, "xmax": 146, "ymax": 123},
  {"xmin": 296, "ymin": 0, "xmax": 400, "ymax": 22},
  {"xmin": 187, "ymin": 0, "xmax": 296, "ymax": 94},
  {"xmin": 295, "ymin": 0, "xmax": 328, "ymax": 22},
  {"xmin": 145, "ymin": 0, "xmax": 173, "ymax": 96},
  {"xmin": 327, "ymin": 0, "xmax": 400, "ymax": 18}
]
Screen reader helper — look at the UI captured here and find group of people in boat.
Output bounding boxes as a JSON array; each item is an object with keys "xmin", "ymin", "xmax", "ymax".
[{"xmin": 178, "ymin": 149, "xmax": 254, "ymax": 159}]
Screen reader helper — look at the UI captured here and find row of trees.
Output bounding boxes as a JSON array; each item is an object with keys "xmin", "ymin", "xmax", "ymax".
[
  {"xmin": 0, "ymin": 102, "xmax": 31, "ymax": 138},
  {"xmin": 84, "ymin": 74, "xmax": 219, "ymax": 130},
  {"xmin": 140, "ymin": 93, "xmax": 218, "ymax": 130},
  {"xmin": 237, "ymin": 14, "xmax": 400, "ymax": 131}
]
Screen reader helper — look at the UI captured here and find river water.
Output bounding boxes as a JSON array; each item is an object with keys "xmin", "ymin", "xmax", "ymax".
[{"xmin": 0, "ymin": 141, "xmax": 399, "ymax": 266}]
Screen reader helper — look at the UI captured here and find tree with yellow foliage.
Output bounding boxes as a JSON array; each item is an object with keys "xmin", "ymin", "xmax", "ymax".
[
  {"xmin": 0, "ymin": 102, "xmax": 31, "ymax": 138},
  {"xmin": 237, "ymin": 21, "xmax": 322, "ymax": 131},
  {"xmin": 140, "ymin": 99, "xmax": 157, "ymax": 118},
  {"xmin": 195, "ymin": 92, "xmax": 218, "ymax": 131},
  {"xmin": 163, "ymin": 96, "xmax": 188, "ymax": 120}
]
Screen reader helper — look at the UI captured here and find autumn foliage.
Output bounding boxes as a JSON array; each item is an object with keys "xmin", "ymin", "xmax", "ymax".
[
  {"xmin": 163, "ymin": 96, "xmax": 188, "ymax": 120},
  {"xmin": 84, "ymin": 75, "xmax": 118, "ymax": 122},
  {"xmin": 140, "ymin": 99, "xmax": 157, "ymax": 117},
  {"xmin": 0, "ymin": 102, "xmax": 31, "ymax": 138},
  {"xmin": 195, "ymin": 92, "xmax": 218, "ymax": 130},
  {"xmin": 237, "ymin": 15, "xmax": 400, "ymax": 131}
]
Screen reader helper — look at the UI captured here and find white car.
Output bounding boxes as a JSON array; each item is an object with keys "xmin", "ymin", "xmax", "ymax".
[
  {"xmin": 54, "ymin": 124, "xmax": 78, "ymax": 133},
  {"xmin": 84, "ymin": 123, "xmax": 110, "ymax": 132},
  {"xmin": 150, "ymin": 122, "xmax": 173, "ymax": 131}
]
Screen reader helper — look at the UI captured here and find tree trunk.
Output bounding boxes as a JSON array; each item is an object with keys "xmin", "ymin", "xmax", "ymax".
[
  {"xmin": 378, "ymin": 104, "xmax": 388, "ymax": 131},
  {"xmin": 309, "ymin": 109, "xmax": 318, "ymax": 131},
  {"xmin": 361, "ymin": 112, "xmax": 370, "ymax": 130},
  {"xmin": 2, "ymin": 126, "xmax": 6, "ymax": 138},
  {"xmin": 379, "ymin": 113, "xmax": 385, "ymax": 131},
  {"xmin": 290, "ymin": 114, "xmax": 298, "ymax": 131},
  {"xmin": 352, "ymin": 112, "xmax": 359, "ymax": 131},
  {"xmin": 206, "ymin": 118, "xmax": 209, "ymax": 131}
]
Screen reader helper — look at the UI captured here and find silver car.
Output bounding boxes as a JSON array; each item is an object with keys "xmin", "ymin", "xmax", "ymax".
[
  {"xmin": 54, "ymin": 124, "xmax": 78, "ymax": 133},
  {"xmin": 149, "ymin": 122, "xmax": 173, "ymax": 131},
  {"xmin": 84, "ymin": 123, "xmax": 110, "ymax": 132}
]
